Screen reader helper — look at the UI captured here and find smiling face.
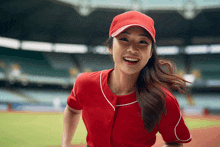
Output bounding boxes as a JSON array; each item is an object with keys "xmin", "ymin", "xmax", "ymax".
[{"xmin": 108, "ymin": 27, "xmax": 153, "ymax": 75}]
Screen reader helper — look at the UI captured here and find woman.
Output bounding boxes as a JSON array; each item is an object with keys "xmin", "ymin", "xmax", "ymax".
[{"xmin": 62, "ymin": 11, "xmax": 192, "ymax": 147}]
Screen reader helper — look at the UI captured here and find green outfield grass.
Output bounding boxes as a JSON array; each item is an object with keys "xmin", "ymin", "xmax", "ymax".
[
  {"xmin": 0, "ymin": 112, "xmax": 220, "ymax": 147},
  {"xmin": 0, "ymin": 112, "xmax": 87, "ymax": 147},
  {"xmin": 184, "ymin": 117, "xmax": 220, "ymax": 129}
]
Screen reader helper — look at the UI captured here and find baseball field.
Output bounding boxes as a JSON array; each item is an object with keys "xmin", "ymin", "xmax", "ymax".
[{"xmin": 0, "ymin": 111, "xmax": 220, "ymax": 147}]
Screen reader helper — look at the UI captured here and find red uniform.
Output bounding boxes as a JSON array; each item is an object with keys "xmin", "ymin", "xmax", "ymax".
[{"xmin": 67, "ymin": 69, "xmax": 192, "ymax": 147}]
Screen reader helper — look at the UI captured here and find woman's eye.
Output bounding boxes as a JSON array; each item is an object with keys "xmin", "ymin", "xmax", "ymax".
[
  {"xmin": 139, "ymin": 40, "xmax": 148, "ymax": 44},
  {"xmin": 120, "ymin": 38, "xmax": 129, "ymax": 42}
]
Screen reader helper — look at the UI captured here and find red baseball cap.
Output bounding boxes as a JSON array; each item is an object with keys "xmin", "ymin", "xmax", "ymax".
[{"xmin": 109, "ymin": 11, "xmax": 156, "ymax": 43}]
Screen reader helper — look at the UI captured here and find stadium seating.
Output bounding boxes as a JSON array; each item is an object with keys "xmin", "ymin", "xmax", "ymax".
[
  {"xmin": 0, "ymin": 88, "xmax": 27, "ymax": 103},
  {"xmin": 17, "ymin": 88, "xmax": 70, "ymax": 105},
  {"xmin": 0, "ymin": 48, "xmax": 70, "ymax": 78},
  {"xmin": 74, "ymin": 53, "xmax": 114, "ymax": 72},
  {"xmin": 190, "ymin": 54, "xmax": 220, "ymax": 80},
  {"xmin": 0, "ymin": 48, "xmax": 73, "ymax": 87},
  {"xmin": 158, "ymin": 55, "xmax": 186, "ymax": 75},
  {"xmin": 175, "ymin": 93, "xmax": 220, "ymax": 109},
  {"xmin": 1, "ymin": 47, "xmax": 220, "ymax": 113},
  {"xmin": 0, "ymin": 71, "xmax": 4, "ymax": 80},
  {"xmin": 43, "ymin": 52, "xmax": 78, "ymax": 70}
]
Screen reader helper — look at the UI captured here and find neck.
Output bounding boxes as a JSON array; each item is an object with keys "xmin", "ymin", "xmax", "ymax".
[{"xmin": 108, "ymin": 69, "xmax": 139, "ymax": 95}]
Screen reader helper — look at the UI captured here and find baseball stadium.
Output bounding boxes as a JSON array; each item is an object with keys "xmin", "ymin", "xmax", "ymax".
[{"xmin": 0, "ymin": 0, "xmax": 220, "ymax": 147}]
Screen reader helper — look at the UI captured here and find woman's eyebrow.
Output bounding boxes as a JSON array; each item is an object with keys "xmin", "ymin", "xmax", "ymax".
[
  {"xmin": 121, "ymin": 31, "xmax": 150, "ymax": 38},
  {"xmin": 139, "ymin": 34, "xmax": 150, "ymax": 38},
  {"xmin": 121, "ymin": 31, "xmax": 130, "ymax": 35}
]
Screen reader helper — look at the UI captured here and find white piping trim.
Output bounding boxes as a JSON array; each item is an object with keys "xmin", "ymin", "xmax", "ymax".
[
  {"xmin": 73, "ymin": 87, "xmax": 76, "ymax": 97},
  {"xmin": 174, "ymin": 113, "xmax": 192, "ymax": 142},
  {"xmin": 100, "ymin": 70, "xmax": 115, "ymax": 111},
  {"xmin": 116, "ymin": 101, "xmax": 138, "ymax": 107}
]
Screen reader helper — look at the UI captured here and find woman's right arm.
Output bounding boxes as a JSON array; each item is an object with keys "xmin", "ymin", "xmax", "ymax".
[{"xmin": 62, "ymin": 105, "xmax": 82, "ymax": 147}]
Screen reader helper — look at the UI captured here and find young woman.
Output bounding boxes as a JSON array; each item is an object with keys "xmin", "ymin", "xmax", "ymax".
[{"xmin": 62, "ymin": 11, "xmax": 192, "ymax": 147}]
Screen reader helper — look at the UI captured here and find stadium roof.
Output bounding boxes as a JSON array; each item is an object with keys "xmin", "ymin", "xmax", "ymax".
[{"xmin": 0, "ymin": 0, "xmax": 220, "ymax": 47}]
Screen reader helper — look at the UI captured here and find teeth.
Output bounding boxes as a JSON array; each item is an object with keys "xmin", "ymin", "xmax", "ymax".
[{"xmin": 124, "ymin": 57, "xmax": 139, "ymax": 62}]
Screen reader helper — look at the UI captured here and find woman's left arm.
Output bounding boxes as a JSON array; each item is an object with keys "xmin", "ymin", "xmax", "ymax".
[{"xmin": 159, "ymin": 91, "xmax": 192, "ymax": 145}]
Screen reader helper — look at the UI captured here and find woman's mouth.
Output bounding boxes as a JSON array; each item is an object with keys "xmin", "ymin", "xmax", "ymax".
[{"xmin": 123, "ymin": 57, "xmax": 139, "ymax": 64}]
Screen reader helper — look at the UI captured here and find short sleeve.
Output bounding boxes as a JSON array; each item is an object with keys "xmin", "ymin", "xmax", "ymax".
[
  {"xmin": 159, "ymin": 92, "xmax": 192, "ymax": 144},
  {"xmin": 67, "ymin": 78, "xmax": 83, "ymax": 110}
]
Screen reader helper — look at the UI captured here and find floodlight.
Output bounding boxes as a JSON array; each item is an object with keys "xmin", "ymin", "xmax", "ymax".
[
  {"xmin": 93, "ymin": 46, "xmax": 109, "ymax": 54},
  {"xmin": 210, "ymin": 44, "xmax": 220, "ymax": 53},
  {"xmin": 185, "ymin": 45, "xmax": 208, "ymax": 54},
  {"xmin": 0, "ymin": 36, "xmax": 20, "ymax": 49},
  {"xmin": 156, "ymin": 46, "xmax": 179, "ymax": 55},
  {"xmin": 54, "ymin": 43, "xmax": 88, "ymax": 53},
  {"xmin": 21, "ymin": 41, "xmax": 52, "ymax": 52}
]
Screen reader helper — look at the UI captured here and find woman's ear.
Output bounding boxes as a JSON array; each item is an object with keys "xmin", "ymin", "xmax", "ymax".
[{"xmin": 108, "ymin": 47, "xmax": 113, "ymax": 55}]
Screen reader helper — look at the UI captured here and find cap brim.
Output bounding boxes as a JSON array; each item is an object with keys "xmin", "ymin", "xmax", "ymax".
[{"xmin": 111, "ymin": 24, "xmax": 156, "ymax": 43}]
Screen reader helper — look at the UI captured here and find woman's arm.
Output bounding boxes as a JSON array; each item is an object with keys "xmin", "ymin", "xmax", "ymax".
[
  {"xmin": 163, "ymin": 143, "xmax": 183, "ymax": 147},
  {"xmin": 62, "ymin": 105, "xmax": 82, "ymax": 147}
]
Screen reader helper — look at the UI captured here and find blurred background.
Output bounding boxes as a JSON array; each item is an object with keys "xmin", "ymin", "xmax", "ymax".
[{"xmin": 0, "ymin": 0, "xmax": 220, "ymax": 115}]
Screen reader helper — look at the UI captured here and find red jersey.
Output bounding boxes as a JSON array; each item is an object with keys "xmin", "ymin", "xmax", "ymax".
[{"xmin": 67, "ymin": 69, "xmax": 192, "ymax": 147}]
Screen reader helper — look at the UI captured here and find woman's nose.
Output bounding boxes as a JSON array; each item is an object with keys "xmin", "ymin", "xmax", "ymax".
[{"xmin": 127, "ymin": 45, "xmax": 139, "ymax": 54}]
